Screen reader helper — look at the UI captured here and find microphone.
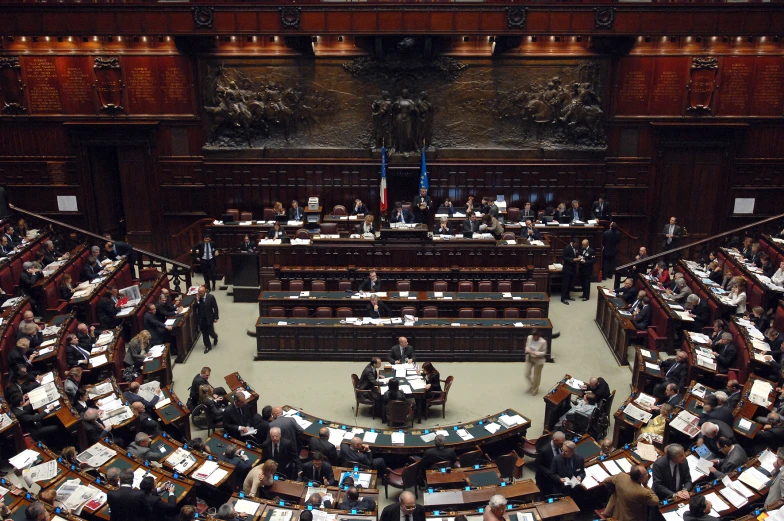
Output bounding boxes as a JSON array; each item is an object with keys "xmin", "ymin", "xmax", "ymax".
[{"xmin": 351, "ymin": 407, "xmax": 358, "ymax": 429}]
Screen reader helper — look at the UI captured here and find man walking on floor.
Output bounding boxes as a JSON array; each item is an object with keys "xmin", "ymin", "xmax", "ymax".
[{"xmin": 197, "ymin": 285, "xmax": 219, "ymax": 354}]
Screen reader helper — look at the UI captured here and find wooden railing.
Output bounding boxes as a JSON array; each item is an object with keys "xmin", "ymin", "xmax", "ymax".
[
  {"xmin": 169, "ymin": 218, "xmax": 213, "ymax": 266},
  {"xmin": 10, "ymin": 205, "xmax": 192, "ymax": 293},
  {"xmin": 612, "ymin": 213, "xmax": 784, "ymax": 288}
]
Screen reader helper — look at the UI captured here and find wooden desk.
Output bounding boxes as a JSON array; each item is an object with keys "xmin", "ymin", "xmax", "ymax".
[
  {"xmin": 542, "ymin": 377, "xmax": 584, "ymax": 434},
  {"xmin": 595, "ymin": 286, "xmax": 638, "ymax": 366},
  {"xmin": 150, "ymin": 434, "xmax": 234, "ymax": 490},
  {"xmin": 69, "ymin": 258, "xmax": 129, "ymax": 325},
  {"xmin": 720, "ymin": 247, "xmax": 783, "ymax": 310},
  {"xmin": 154, "ymin": 385, "xmax": 191, "ymax": 440},
  {"xmin": 204, "ymin": 432, "xmax": 263, "ymax": 469},
  {"xmin": 167, "ymin": 293, "xmax": 200, "ymax": 364},
  {"xmin": 259, "ymin": 291, "xmax": 550, "ymax": 319},
  {"xmin": 534, "ymin": 496, "xmax": 580, "ymax": 520},
  {"xmin": 423, "ymin": 478, "xmax": 538, "ymax": 508},
  {"xmin": 142, "ymin": 343, "xmax": 173, "ymax": 388},
  {"xmin": 224, "ymin": 372, "xmax": 260, "ymax": 416},
  {"xmin": 255, "ymin": 317, "xmax": 552, "ymax": 362}
]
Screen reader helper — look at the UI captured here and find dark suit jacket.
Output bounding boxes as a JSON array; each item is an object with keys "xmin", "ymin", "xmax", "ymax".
[
  {"xmin": 580, "ymin": 247, "xmax": 596, "ymax": 276},
  {"xmin": 197, "ymin": 293, "xmax": 219, "ymax": 324},
  {"xmin": 309, "ymin": 437, "xmax": 339, "ymax": 465},
  {"xmin": 351, "ymin": 204, "xmax": 369, "ymax": 216},
  {"xmin": 339, "ymin": 497, "xmax": 376, "ymax": 511},
  {"xmin": 535, "ymin": 441, "xmax": 561, "ymax": 493},
  {"xmin": 689, "ymin": 299, "xmax": 711, "ymax": 330},
  {"xmin": 340, "ymin": 444, "xmax": 377, "ymax": 468},
  {"xmin": 700, "ymin": 406, "xmax": 734, "ymax": 426},
  {"xmin": 662, "ymin": 224, "xmax": 683, "ymax": 248},
  {"xmin": 698, "ymin": 420, "xmax": 734, "ymax": 456},
  {"xmin": 12, "ymin": 405, "xmax": 49, "ymax": 438},
  {"xmin": 551, "ymin": 453, "xmax": 586, "ymax": 480},
  {"xmin": 565, "ymin": 207, "xmax": 585, "ymax": 222},
  {"xmin": 434, "ymin": 225, "xmax": 453, "ymax": 236},
  {"xmin": 266, "ymin": 229, "xmax": 287, "ymax": 239},
  {"xmin": 389, "ymin": 344, "xmax": 415, "ymax": 364},
  {"xmin": 359, "ymin": 278, "xmax": 383, "ymax": 292},
  {"xmin": 652, "ymin": 455, "xmax": 693, "ymax": 499},
  {"xmin": 661, "ymin": 359, "xmax": 689, "ymax": 390},
  {"xmin": 97, "ymin": 297, "xmax": 118, "ymax": 329},
  {"xmin": 420, "ymin": 446, "xmax": 458, "ymax": 470},
  {"xmin": 262, "ymin": 437, "xmax": 301, "ymax": 478},
  {"xmin": 562, "ymin": 244, "xmax": 579, "ymax": 274},
  {"xmin": 620, "ymin": 287, "xmax": 637, "ymax": 304},
  {"xmin": 7, "ymin": 347, "xmax": 31, "ymax": 377},
  {"xmin": 188, "ymin": 374, "xmax": 209, "ymax": 406},
  {"xmin": 390, "ymin": 209, "xmax": 414, "ymax": 224},
  {"xmin": 239, "ymin": 240, "xmax": 256, "ymax": 253},
  {"xmin": 602, "ymin": 229, "xmax": 621, "ymax": 257},
  {"xmin": 300, "ymin": 461, "xmax": 336, "ymax": 485},
  {"xmin": 142, "ymin": 492, "xmax": 178, "ymax": 521},
  {"xmin": 289, "ymin": 207, "xmax": 305, "ymax": 221},
  {"xmin": 66, "ymin": 343, "xmax": 91, "ymax": 367},
  {"xmin": 462, "ymin": 219, "xmax": 481, "ymax": 235},
  {"xmin": 84, "ymin": 419, "xmax": 109, "ymax": 445},
  {"xmin": 715, "ymin": 342, "xmax": 737, "ymax": 374},
  {"xmin": 589, "ymin": 378, "xmax": 611, "ymax": 404},
  {"xmin": 82, "ymin": 262, "xmax": 102, "ymax": 282},
  {"xmin": 357, "ymin": 363, "xmax": 379, "ymax": 390},
  {"xmin": 18, "ymin": 270, "xmax": 43, "ymax": 296},
  {"xmin": 726, "ymin": 390, "xmax": 741, "ymax": 410},
  {"xmin": 124, "ymin": 390, "xmax": 160, "ymax": 410},
  {"xmin": 380, "ymin": 503, "xmax": 426, "ymax": 521},
  {"xmin": 367, "ymin": 301, "xmax": 391, "ymax": 319},
  {"xmin": 107, "ymin": 487, "xmax": 153, "ymax": 521},
  {"xmin": 270, "ymin": 415, "xmax": 304, "ymax": 447},
  {"xmin": 591, "ymin": 201, "xmax": 611, "ymax": 220},
  {"xmin": 633, "ymin": 304, "xmax": 651, "ymax": 330},
  {"xmin": 714, "ymin": 445, "xmax": 747, "ymax": 477},
  {"xmin": 192, "ymin": 242, "xmax": 217, "ymax": 264},
  {"xmin": 42, "ymin": 249, "xmax": 62, "ymax": 267},
  {"xmin": 522, "ymin": 227, "xmax": 541, "ymax": 241},
  {"xmin": 144, "ymin": 312, "xmax": 167, "ymax": 345},
  {"xmin": 223, "ymin": 404, "xmax": 253, "ymax": 438}
]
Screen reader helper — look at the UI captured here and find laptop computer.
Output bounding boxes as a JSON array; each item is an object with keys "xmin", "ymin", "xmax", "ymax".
[
  {"xmin": 541, "ymin": 215, "xmax": 554, "ymax": 223},
  {"xmin": 220, "ymin": 213, "xmax": 236, "ymax": 224}
]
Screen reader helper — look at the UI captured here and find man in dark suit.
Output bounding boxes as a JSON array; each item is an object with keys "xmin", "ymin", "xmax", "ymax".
[
  {"xmin": 419, "ymin": 435, "xmax": 457, "ymax": 471},
  {"xmin": 0, "ymin": 236, "xmax": 12, "ymax": 257},
  {"xmin": 584, "ymin": 377, "xmax": 611, "ymax": 404},
  {"xmin": 367, "ymin": 295, "xmax": 390, "ymax": 318},
  {"xmin": 223, "ymin": 393, "xmax": 257, "ymax": 440},
  {"xmin": 565, "ymin": 200, "xmax": 585, "ymax": 222},
  {"xmin": 413, "ymin": 188, "xmax": 432, "ymax": 224},
  {"xmin": 41, "ymin": 240, "xmax": 65, "ymax": 267},
  {"xmin": 602, "ymin": 222, "xmax": 621, "ymax": 280},
  {"xmin": 341, "ymin": 436, "xmax": 387, "ymax": 476},
  {"xmin": 123, "ymin": 381, "xmax": 161, "ymax": 411},
  {"xmin": 618, "ymin": 278, "xmax": 636, "ymax": 304},
  {"xmin": 535, "ymin": 431, "xmax": 565, "ymax": 496},
  {"xmin": 359, "ymin": 271, "xmax": 382, "ymax": 293},
  {"xmin": 389, "ymin": 337, "xmax": 415, "ymax": 364},
  {"xmin": 654, "ymin": 383, "xmax": 682, "ymax": 412},
  {"xmin": 651, "ymin": 444, "xmax": 692, "ymax": 501},
  {"xmin": 193, "ymin": 236, "xmax": 219, "ymax": 291},
  {"xmin": 390, "ymin": 203, "xmax": 414, "ymax": 224},
  {"xmin": 659, "ymin": 351, "xmax": 690, "ymax": 392},
  {"xmin": 550, "ymin": 440, "xmax": 585, "ymax": 492},
  {"xmin": 9, "ymin": 393, "xmax": 59, "ymax": 446},
  {"xmin": 724, "ymin": 380, "xmax": 742, "ymax": 409},
  {"xmin": 144, "ymin": 304, "xmax": 171, "ymax": 347},
  {"xmin": 130, "ymin": 402, "xmax": 162, "ymax": 437},
  {"xmin": 218, "ymin": 444, "xmax": 253, "ymax": 484},
  {"xmin": 337, "ymin": 487, "xmax": 376, "ymax": 511},
  {"xmin": 83, "ymin": 408, "xmax": 116, "ymax": 446},
  {"xmin": 263, "ymin": 427, "xmax": 301, "ymax": 479},
  {"xmin": 239, "ymin": 234, "xmax": 256, "ymax": 253},
  {"xmin": 289, "ymin": 200, "xmax": 305, "ymax": 221},
  {"xmin": 97, "ymin": 289, "xmax": 120, "ymax": 330},
  {"xmin": 380, "ymin": 492, "xmax": 425, "ymax": 521},
  {"xmin": 696, "ymin": 421, "xmax": 734, "ymax": 457},
  {"xmin": 579, "ymin": 239, "xmax": 595, "ymax": 301},
  {"xmin": 685, "ymin": 294, "xmax": 710, "ymax": 332},
  {"xmin": 662, "ymin": 216, "xmax": 683, "ymax": 266},
  {"xmin": 632, "ymin": 296, "xmax": 651, "ymax": 330},
  {"xmin": 139, "ymin": 476, "xmax": 178, "ymax": 521},
  {"xmin": 299, "ymin": 451, "xmax": 337, "ymax": 485},
  {"xmin": 591, "ymin": 195, "xmax": 612, "ymax": 221},
  {"xmin": 65, "ymin": 333, "xmax": 91, "ymax": 368},
  {"xmin": 107, "ymin": 468, "xmax": 153, "ymax": 521},
  {"xmin": 521, "ymin": 219, "xmax": 541, "ymax": 242},
  {"xmin": 755, "ymin": 412, "xmax": 784, "ymax": 452},
  {"xmin": 462, "ymin": 213, "xmax": 481, "ymax": 235},
  {"xmin": 309, "ymin": 427, "xmax": 339, "ymax": 465},
  {"xmin": 270, "ymin": 406, "xmax": 304, "ymax": 449},
  {"xmin": 520, "ymin": 202, "xmax": 536, "ymax": 220},
  {"xmin": 351, "ymin": 199, "xmax": 369, "ymax": 216},
  {"xmin": 19, "ymin": 261, "xmax": 43, "ymax": 315},
  {"xmin": 712, "ymin": 332, "xmax": 737, "ymax": 374},
  {"xmin": 7, "ymin": 338, "xmax": 35, "ymax": 381},
  {"xmin": 196, "ymin": 285, "xmax": 219, "ymax": 354},
  {"xmin": 699, "ymin": 395, "xmax": 734, "ymax": 426},
  {"xmin": 187, "ymin": 367, "xmax": 211, "ymax": 409},
  {"xmin": 561, "ymin": 238, "xmax": 580, "ymax": 304},
  {"xmin": 357, "ymin": 357, "xmax": 383, "ymax": 417},
  {"xmin": 82, "ymin": 256, "xmax": 103, "ymax": 282}
]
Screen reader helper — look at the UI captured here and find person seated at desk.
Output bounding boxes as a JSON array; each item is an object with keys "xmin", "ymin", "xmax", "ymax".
[
  {"xmin": 555, "ymin": 391, "xmax": 597, "ymax": 429},
  {"xmin": 128, "ymin": 432, "xmax": 164, "ymax": 462},
  {"xmin": 299, "ymin": 451, "xmax": 336, "ymax": 486},
  {"xmin": 73, "ymin": 388, "xmax": 96, "ymax": 417},
  {"xmin": 654, "ymin": 351, "xmax": 690, "ymax": 397},
  {"xmin": 218, "ymin": 444, "xmax": 252, "ymax": 483},
  {"xmin": 698, "ymin": 394, "xmax": 733, "ymax": 426},
  {"xmin": 338, "ymin": 487, "xmax": 376, "ymax": 511},
  {"xmin": 638, "ymin": 403, "xmax": 674, "ymax": 440},
  {"xmin": 565, "ymin": 200, "xmax": 585, "ymax": 222},
  {"xmin": 367, "ymin": 294, "xmax": 390, "ymax": 319},
  {"xmin": 76, "ymin": 323, "xmax": 96, "ymax": 352},
  {"xmin": 707, "ymin": 261, "xmax": 723, "ymax": 284},
  {"xmin": 0, "ymin": 236, "xmax": 12, "ymax": 257},
  {"xmin": 273, "ymin": 201, "xmax": 286, "ymax": 217},
  {"xmin": 19, "ymin": 261, "xmax": 43, "ymax": 314},
  {"xmin": 773, "ymin": 261, "xmax": 784, "ymax": 287},
  {"xmin": 479, "ymin": 214, "xmax": 504, "ymax": 239},
  {"xmin": 709, "ymin": 319, "xmax": 728, "ymax": 346},
  {"xmin": 441, "ymin": 197, "xmax": 456, "ymax": 216},
  {"xmin": 665, "ymin": 278, "xmax": 691, "ymax": 303},
  {"xmin": 748, "ymin": 306, "xmax": 771, "ymax": 333},
  {"xmin": 309, "ymin": 427, "xmax": 339, "ymax": 465},
  {"xmin": 711, "ymin": 332, "xmax": 737, "ymax": 374},
  {"xmin": 18, "ymin": 322, "xmax": 42, "ymax": 351},
  {"xmin": 420, "ymin": 362, "xmax": 442, "ymax": 398},
  {"xmin": 243, "ymin": 459, "xmax": 278, "ymax": 499},
  {"xmin": 82, "ymin": 255, "xmax": 103, "ymax": 282},
  {"xmin": 130, "ymin": 402, "xmax": 162, "ymax": 437},
  {"xmin": 419, "ymin": 434, "xmax": 457, "ymax": 470},
  {"xmin": 655, "ymin": 383, "xmax": 682, "ymax": 410},
  {"xmin": 62, "ymin": 367, "xmax": 81, "ymax": 402},
  {"xmin": 155, "ymin": 291, "xmax": 179, "ymax": 323},
  {"xmin": 360, "ymin": 270, "xmax": 382, "ymax": 292},
  {"xmin": 465, "ymin": 195, "xmax": 477, "ymax": 215},
  {"xmin": 5, "ymin": 365, "xmax": 41, "ymax": 398},
  {"xmin": 65, "ymin": 334, "xmax": 91, "ymax": 368},
  {"xmin": 390, "ymin": 203, "xmax": 414, "ymax": 224},
  {"xmin": 96, "ymin": 288, "xmax": 120, "ymax": 330},
  {"xmin": 361, "ymin": 215, "xmax": 376, "ymax": 235},
  {"xmin": 305, "ymin": 492, "xmax": 332, "ymax": 509},
  {"xmin": 521, "ymin": 201, "xmax": 536, "ymax": 220},
  {"xmin": 341, "ymin": 436, "xmax": 387, "ymax": 477},
  {"xmin": 42, "ymin": 240, "xmax": 67, "ymax": 267},
  {"xmin": 761, "ymin": 254, "xmax": 776, "ymax": 278},
  {"xmin": 650, "ymin": 261, "xmax": 671, "ymax": 285},
  {"xmin": 521, "ymin": 219, "xmax": 540, "ymax": 242},
  {"xmin": 707, "ymin": 436, "xmax": 747, "ymax": 479},
  {"xmin": 599, "ymin": 438, "xmax": 615, "ymax": 456},
  {"xmin": 382, "ymin": 379, "xmax": 413, "ymax": 423},
  {"xmin": 434, "ymin": 217, "xmax": 452, "ymax": 235},
  {"xmin": 617, "ymin": 278, "xmax": 636, "ymax": 304},
  {"xmin": 352, "ymin": 198, "xmax": 369, "ymax": 216},
  {"xmin": 266, "ymin": 221, "xmax": 287, "ymax": 240},
  {"xmin": 123, "ymin": 381, "xmax": 161, "ymax": 411},
  {"xmin": 695, "ymin": 421, "xmax": 734, "ymax": 458},
  {"xmin": 652, "ymin": 444, "xmax": 692, "ymax": 501},
  {"xmin": 683, "ymin": 496, "xmax": 716, "ymax": 521},
  {"xmin": 144, "ymin": 304, "xmax": 172, "ymax": 347},
  {"xmin": 7, "ymin": 338, "xmax": 37, "ymax": 381},
  {"xmin": 389, "ymin": 336, "xmax": 414, "ymax": 365},
  {"xmin": 483, "ymin": 495, "xmax": 507, "ymax": 521},
  {"xmin": 754, "ymin": 412, "xmax": 784, "ymax": 453},
  {"xmin": 581, "ymin": 376, "xmax": 611, "ymax": 403},
  {"xmin": 632, "ymin": 296, "xmax": 651, "ymax": 330},
  {"xmin": 727, "ymin": 277, "xmax": 747, "ymax": 314},
  {"xmin": 357, "ymin": 357, "xmax": 384, "ymax": 417},
  {"xmin": 684, "ymin": 294, "xmax": 710, "ymax": 332},
  {"xmin": 289, "ymin": 200, "xmax": 304, "ymax": 221},
  {"xmin": 750, "ymin": 242, "xmax": 763, "ymax": 267},
  {"xmin": 550, "ymin": 440, "xmax": 585, "ymax": 492},
  {"xmin": 625, "ymin": 289, "xmax": 645, "ymax": 314},
  {"xmin": 239, "ymin": 234, "xmax": 256, "ymax": 252},
  {"xmin": 765, "ymin": 448, "xmax": 784, "ymax": 506},
  {"xmin": 462, "ymin": 213, "xmax": 481, "ymax": 235}
]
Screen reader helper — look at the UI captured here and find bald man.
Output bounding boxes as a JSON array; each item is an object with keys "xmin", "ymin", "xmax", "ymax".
[
  {"xmin": 340, "ymin": 436, "xmax": 387, "ymax": 476},
  {"xmin": 389, "ymin": 337, "xmax": 415, "ymax": 365},
  {"xmin": 380, "ymin": 491, "xmax": 424, "ymax": 521},
  {"xmin": 270, "ymin": 406, "xmax": 304, "ymax": 450},
  {"xmin": 603, "ymin": 465, "xmax": 659, "ymax": 521}
]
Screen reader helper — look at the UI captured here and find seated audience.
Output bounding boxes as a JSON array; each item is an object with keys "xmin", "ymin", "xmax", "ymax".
[
  {"xmin": 243, "ymin": 459, "xmax": 278, "ymax": 499},
  {"xmin": 299, "ymin": 451, "xmax": 336, "ymax": 485}
]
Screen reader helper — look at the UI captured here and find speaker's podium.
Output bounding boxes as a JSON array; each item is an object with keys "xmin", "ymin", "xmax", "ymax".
[
  {"xmin": 230, "ymin": 252, "xmax": 259, "ymax": 302},
  {"xmin": 379, "ymin": 223, "xmax": 429, "ymax": 241}
]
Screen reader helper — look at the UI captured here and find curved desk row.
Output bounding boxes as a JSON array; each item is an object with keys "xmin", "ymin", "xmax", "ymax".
[
  {"xmin": 283, "ymin": 406, "xmax": 531, "ymax": 457},
  {"xmin": 256, "ymin": 318, "xmax": 551, "ymax": 362}
]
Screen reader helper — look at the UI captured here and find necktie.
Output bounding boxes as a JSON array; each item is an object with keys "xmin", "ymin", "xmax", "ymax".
[
  {"xmin": 405, "ymin": 515, "xmax": 411, "ymax": 521},
  {"xmin": 673, "ymin": 464, "xmax": 680, "ymax": 491},
  {"xmin": 569, "ymin": 458, "xmax": 574, "ymax": 475},
  {"xmin": 666, "ymin": 362, "xmax": 678, "ymax": 376},
  {"xmin": 273, "ymin": 444, "xmax": 278, "ymax": 460}
]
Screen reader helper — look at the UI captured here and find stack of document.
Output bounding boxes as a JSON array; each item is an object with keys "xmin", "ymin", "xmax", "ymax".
[
  {"xmin": 192, "ymin": 461, "xmax": 228, "ymax": 485},
  {"xmin": 137, "ymin": 381, "xmax": 161, "ymax": 402},
  {"xmin": 102, "ymin": 405, "xmax": 133, "ymax": 427},
  {"xmin": 391, "ymin": 432, "xmax": 405, "ymax": 444},
  {"xmin": 498, "ymin": 414, "xmax": 525, "ymax": 428},
  {"xmin": 22, "ymin": 460, "xmax": 57, "ymax": 483},
  {"xmin": 166, "ymin": 448, "xmax": 196, "ymax": 473},
  {"xmin": 95, "ymin": 331, "xmax": 114, "ymax": 346},
  {"xmin": 484, "ymin": 422, "xmax": 501, "ymax": 434},
  {"xmin": 88, "ymin": 382, "xmax": 114, "ymax": 399},
  {"xmin": 623, "ymin": 403, "xmax": 652, "ymax": 424},
  {"xmin": 77, "ymin": 443, "xmax": 117, "ymax": 468},
  {"xmin": 28, "ymin": 383, "xmax": 60, "ymax": 410},
  {"xmin": 687, "ymin": 332, "xmax": 711, "ymax": 344},
  {"xmin": 750, "ymin": 379, "xmax": 774, "ymax": 407},
  {"xmin": 56, "ymin": 479, "xmax": 104, "ymax": 515},
  {"xmin": 634, "ymin": 393, "xmax": 657, "ymax": 409},
  {"xmin": 233, "ymin": 500, "xmax": 260, "ymax": 517},
  {"xmin": 9, "ymin": 449, "xmax": 39, "ymax": 469},
  {"xmin": 565, "ymin": 378, "xmax": 585, "ymax": 389},
  {"xmin": 738, "ymin": 466, "xmax": 770, "ymax": 491}
]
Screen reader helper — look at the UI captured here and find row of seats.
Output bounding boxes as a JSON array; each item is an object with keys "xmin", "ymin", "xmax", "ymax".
[
  {"xmin": 0, "ymin": 300, "xmax": 34, "ymax": 378},
  {"xmin": 716, "ymin": 251, "xmax": 766, "ymax": 309},
  {"xmin": 0, "ymin": 235, "xmax": 47, "ymax": 296},
  {"xmin": 678, "ymin": 317, "xmax": 751, "ymax": 385},
  {"xmin": 268, "ymin": 279, "xmax": 536, "ymax": 293},
  {"xmin": 266, "ymin": 306, "xmax": 543, "ymax": 319},
  {"xmin": 675, "ymin": 265, "xmax": 720, "ymax": 323},
  {"xmin": 227, "ymin": 206, "xmax": 553, "ymax": 222}
]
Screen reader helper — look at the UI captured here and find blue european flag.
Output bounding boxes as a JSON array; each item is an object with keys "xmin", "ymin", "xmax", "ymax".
[{"xmin": 420, "ymin": 145, "xmax": 428, "ymax": 190}]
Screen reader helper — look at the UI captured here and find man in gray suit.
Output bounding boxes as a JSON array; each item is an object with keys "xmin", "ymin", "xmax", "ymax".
[
  {"xmin": 270, "ymin": 406, "xmax": 304, "ymax": 450},
  {"xmin": 708, "ymin": 437, "xmax": 747, "ymax": 479},
  {"xmin": 766, "ymin": 447, "xmax": 784, "ymax": 505},
  {"xmin": 662, "ymin": 216, "xmax": 683, "ymax": 266}
]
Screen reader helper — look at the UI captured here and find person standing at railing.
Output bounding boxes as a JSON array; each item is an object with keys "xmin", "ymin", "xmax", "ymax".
[
  {"xmin": 193, "ymin": 235, "xmax": 219, "ymax": 291},
  {"xmin": 662, "ymin": 216, "xmax": 682, "ymax": 267}
]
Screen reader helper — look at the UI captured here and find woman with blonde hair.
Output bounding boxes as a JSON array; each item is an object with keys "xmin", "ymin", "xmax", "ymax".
[
  {"xmin": 125, "ymin": 329, "xmax": 151, "ymax": 369},
  {"xmin": 362, "ymin": 214, "xmax": 375, "ymax": 235},
  {"xmin": 728, "ymin": 277, "xmax": 747, "ymax": 314},
  {"xmin": 273, "ymin": 202, "xmax": 285, "ymax": 216},
  {"xmin": 243, "ymin": 459, "xmax": 278, "ymax": 498}
]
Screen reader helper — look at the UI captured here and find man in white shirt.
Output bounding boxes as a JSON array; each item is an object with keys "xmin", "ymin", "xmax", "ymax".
[{"xmin": 524, "ymin": 330, "xmax": 548, "ymax": 395}]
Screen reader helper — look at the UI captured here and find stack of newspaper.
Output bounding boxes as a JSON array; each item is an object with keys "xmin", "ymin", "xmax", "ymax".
[{"xmin": 77, "ymin": 443, "xmax": 117, "ymax": 468}]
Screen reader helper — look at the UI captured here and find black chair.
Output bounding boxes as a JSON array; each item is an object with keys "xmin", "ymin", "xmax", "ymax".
[
  {"xmin": 458, "ymin": 449, "xmax": 483, "ymax": 467},
  {"xmin": 495, "ymin": 451, "xmax": 524, "ymax": 482},
  {"xmin": 351, "ymin": 374, "xmax": 376, "ymax": 419},
  {"xmin": 387, "ymin": 400, "xmax": 414, "ymax": 428}
]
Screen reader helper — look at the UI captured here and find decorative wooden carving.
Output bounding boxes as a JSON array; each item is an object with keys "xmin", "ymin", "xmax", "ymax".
[
  {"xmin": 192, "ymin": 7, "xmax": 214, "ymax": 29},
  {"xmin": 279, "ymin": 7, "xmax": 301, "ymax": 29},
  {"xmin": 0, "ymin": 57, "xmax": 26, "ymax": 114},
  {"xmin": 506, "ymin": 7, "xmax": 527, "ymax": 29},
  {"xmin": 93, "ymin": 56, "xmax": 124, "ymax": 113},
  {"xmin": 686, "ymin": 56, "xmax": 718, "ymax": 115},
  {"xmin": 594, "ymin": 7, "xmax": 615, "ymax": 29}
]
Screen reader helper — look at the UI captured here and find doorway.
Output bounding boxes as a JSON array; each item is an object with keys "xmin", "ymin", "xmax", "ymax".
[
  {"xmin": 387, "ymin": 169, "xmax": 421, "ymax": 216},
  {"xmin": 88, "ymin": 146, "xmax": 126, "ymax": 239}
]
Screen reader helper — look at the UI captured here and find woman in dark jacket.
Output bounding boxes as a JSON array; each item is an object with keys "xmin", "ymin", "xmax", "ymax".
[{"xmin": 60, "ymin": 273, "xmax": 74, "ymax": 301}]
